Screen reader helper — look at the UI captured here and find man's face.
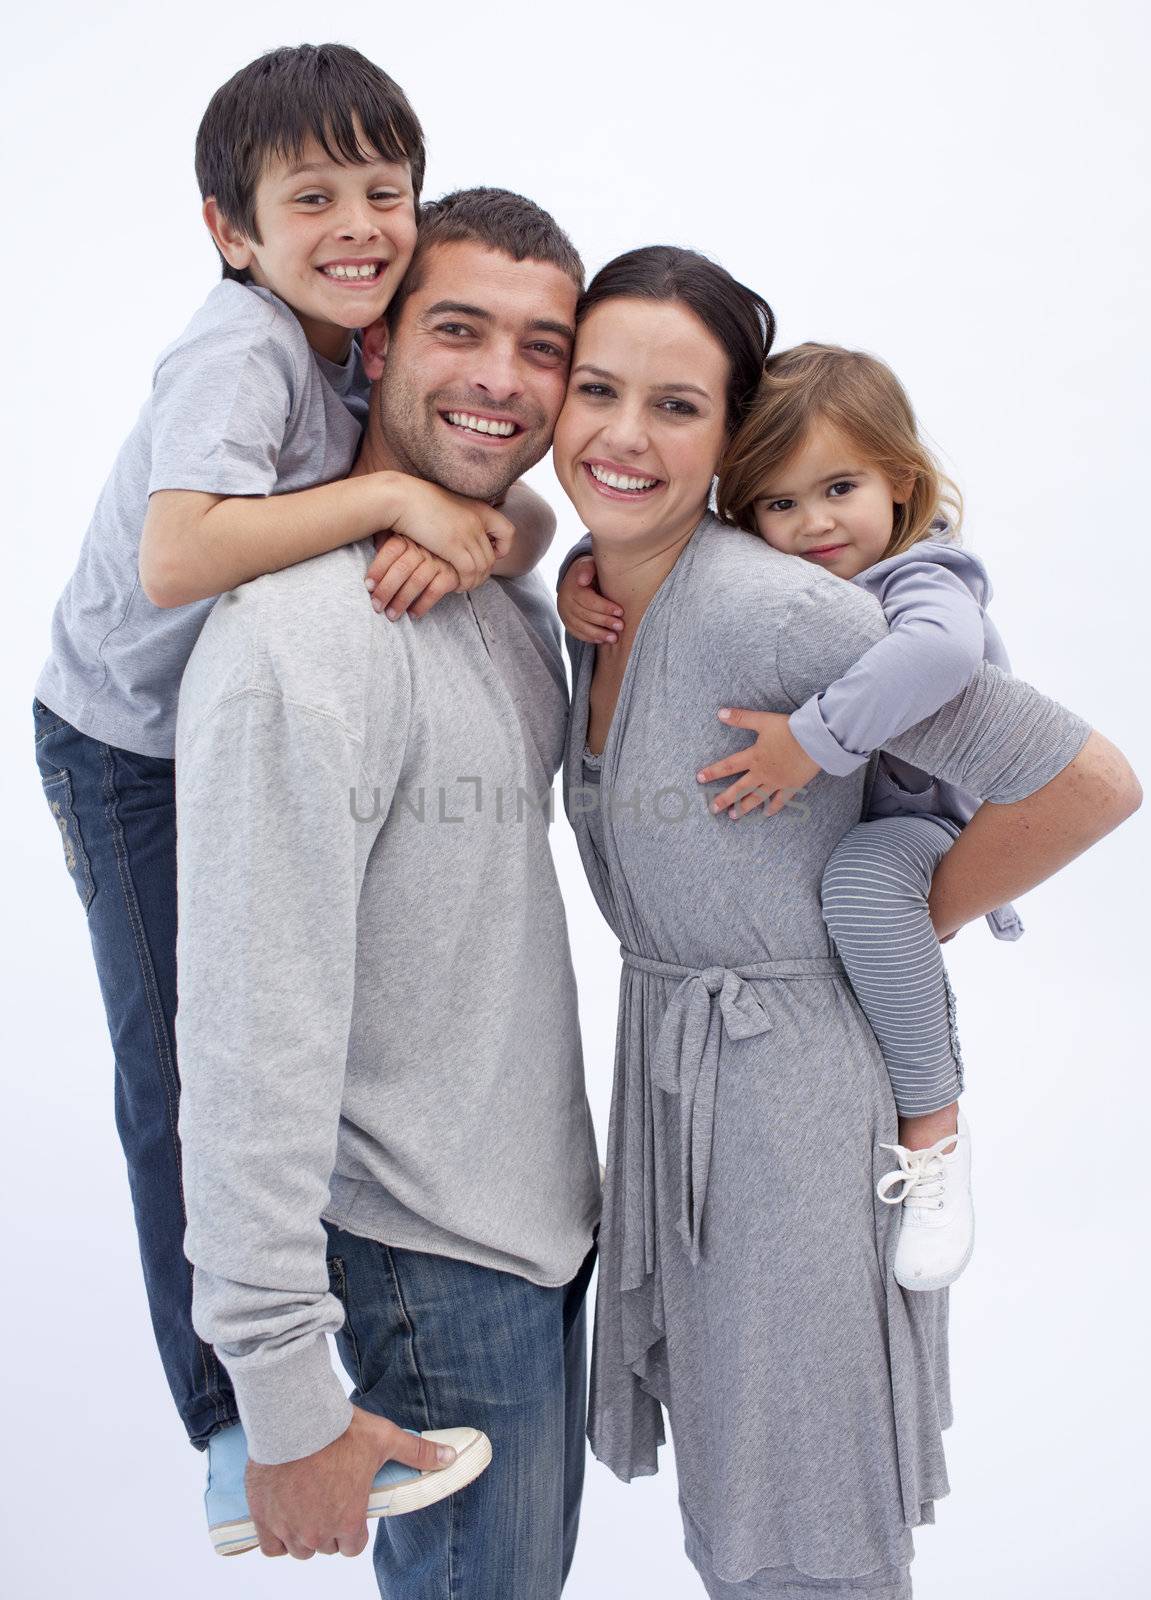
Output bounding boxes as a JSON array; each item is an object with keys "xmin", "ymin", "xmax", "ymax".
[{"xmin": 374, "ymin": 240, "xmax": 578, "ymax": 500}]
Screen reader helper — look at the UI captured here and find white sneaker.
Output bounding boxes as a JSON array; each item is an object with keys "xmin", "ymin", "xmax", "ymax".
[{"xmin": 876, "ymin": 1110, "xmax": 974, "ymax": 1292}]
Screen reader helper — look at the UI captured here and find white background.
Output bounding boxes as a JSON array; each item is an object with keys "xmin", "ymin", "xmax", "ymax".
[{"xmin": 3, "ymin": 2, "xmax": 1149, "ymax": 1596}]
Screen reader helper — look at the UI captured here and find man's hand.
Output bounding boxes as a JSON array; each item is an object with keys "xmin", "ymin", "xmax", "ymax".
[
  {"xmin": 247, "ymin": 1405, "xmax": 455, "ymax": 1560},
  {"xmin": 382, "ymin": 476, "xmax": 513, "ymax": 591},
  {"xmin": 366, "ymin": 533, "xmax": 460, "ymax": 620},
  {"xmin": 697, "ymin": 707, "xmax": 822, "ymax": 818}
]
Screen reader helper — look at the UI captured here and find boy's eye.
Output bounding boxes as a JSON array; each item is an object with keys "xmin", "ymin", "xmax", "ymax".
[
  {"xmin": 295, "ymin": 192, "xmax": 329, "ymax": 206},
  {"xmin": 828, "ymin": 481, "xmax": 855, "ymax": 498},
  {"xmin": 369, "ymin": 189, "xmax": 403, "ymax": 203}
]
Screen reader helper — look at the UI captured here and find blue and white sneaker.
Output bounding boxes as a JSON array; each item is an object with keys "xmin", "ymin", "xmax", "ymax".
[{"xmin": 206, "ymin": 1420, "xmax": 493, "ymax": 1556}]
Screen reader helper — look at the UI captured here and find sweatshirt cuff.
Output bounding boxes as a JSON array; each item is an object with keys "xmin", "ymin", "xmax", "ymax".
[
  {"xmin": 788, "ymin": 698, "xmax": 869, "ymax": 778},
  {"xmin": 225, "ymin": 1333, "xmax": 354, "ymax": 1465},
  {"xmin": 557, "ymin": 535, "xmax": 594, "ymax": 590}
]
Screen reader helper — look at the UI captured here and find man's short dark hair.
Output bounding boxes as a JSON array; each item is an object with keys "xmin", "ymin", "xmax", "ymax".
[
  {"xmin": 195, "ymin": 43, "xmax": 426, "ymax": 282},
  {"xmin": 386, "ymin": 187, "xmax": 584, "ymax": 327}
]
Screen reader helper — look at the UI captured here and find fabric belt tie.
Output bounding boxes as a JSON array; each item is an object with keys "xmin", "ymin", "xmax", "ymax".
[{"xmin": 619, "ymin": 947, "xmax": 845, "ymax": 1266}]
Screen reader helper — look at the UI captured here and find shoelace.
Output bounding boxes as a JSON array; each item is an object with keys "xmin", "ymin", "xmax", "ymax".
[{"xmin": 875, "ymin": 1128, "xmax": 960, "ymax": 1209}]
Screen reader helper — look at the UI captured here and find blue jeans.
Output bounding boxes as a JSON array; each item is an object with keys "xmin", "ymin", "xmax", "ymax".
[
  {"xmin": 325, "ymin": 1224, "xmax": 593, "ymax": 1599},
  {"xmin": 32, "ymin": 697, "xmax": 238, "ymax": 1447}
]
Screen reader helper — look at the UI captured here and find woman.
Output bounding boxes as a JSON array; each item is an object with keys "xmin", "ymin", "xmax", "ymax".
[{"xmin": 551, "ymin": 247, "xmax": 1139, "ymax": 1598}]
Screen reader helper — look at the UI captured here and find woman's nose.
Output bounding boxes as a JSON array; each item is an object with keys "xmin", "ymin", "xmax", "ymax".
[{"xmin": 601, "ymin": 406, "xmax": 650, "ymax": 457}]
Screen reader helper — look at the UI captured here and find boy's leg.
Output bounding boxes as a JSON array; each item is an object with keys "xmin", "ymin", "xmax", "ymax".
[
  {"xmin": 821, "ymin": 816, "xmax": 963, "ymax": 1119},
  {"xmin": 33, "ymin": 698, "xmax": 237, "ymax": 1447},
  {"xmin": 325, "ymin": 1225, "xmax": 592, "ymax": 1600}
]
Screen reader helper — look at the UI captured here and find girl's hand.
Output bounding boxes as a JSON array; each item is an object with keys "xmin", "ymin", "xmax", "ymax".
[
  {"xmin": 697, "ymin": 708, "xmax": 822, "ymax": 818},
  {"xmin": 383, "ymin": 476, "xmax": 513, "ymax": 591},
  {"xmin": 558, "ymin": 556, "xmax": 624, "ymax": 644},
  {"xmin": 365, "ymin": 533, "xmax": 460, "ymax": 620}
]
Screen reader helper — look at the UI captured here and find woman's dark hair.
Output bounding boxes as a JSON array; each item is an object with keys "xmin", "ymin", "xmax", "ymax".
[
  {"xmin": 576, "ymin": 246, "xmax": 775, "ymax": 432},
  {"xmin": 195, "ymin": 43, "xmax": 426, "ymax": 283}
]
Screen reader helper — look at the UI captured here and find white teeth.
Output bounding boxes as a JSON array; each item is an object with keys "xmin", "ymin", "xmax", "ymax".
[
  {"xmin": 446, "ymin": 412, "xmax": 517, "ymax": 438},
  {"xmin": 588, "ymin": 463, "xmax": 658, "ymax": 492},
  {"xmin": 322, "ymin": 263, "xmax": 379, "ymax": 279}
]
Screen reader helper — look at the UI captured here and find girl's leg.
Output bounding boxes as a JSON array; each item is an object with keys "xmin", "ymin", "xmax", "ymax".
[{"xmin": 820, "ymin": 816, "xmax": 963, "ymax": 1128}]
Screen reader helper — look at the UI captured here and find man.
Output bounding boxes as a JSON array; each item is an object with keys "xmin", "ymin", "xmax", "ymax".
[{"xmin": 175, "ymin": 189, "xmax": 601, "ymax": 1597}]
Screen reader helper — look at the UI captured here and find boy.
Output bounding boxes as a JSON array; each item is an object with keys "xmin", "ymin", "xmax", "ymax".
[{"xmin": 32, "ymin": 43, "xmax": 542, "ymax": 1545}]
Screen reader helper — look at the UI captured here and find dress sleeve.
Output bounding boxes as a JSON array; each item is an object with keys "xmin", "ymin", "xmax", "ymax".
[
  {"xmin": 788, "ymin": 561, "xmax": 987, "ymax": 776},
  {"xmin": 881, "ymin": 662, "xmax": 1092, "ymax": 803},
  {"xmin": 774, "ymin": 574, "xmax": 1091, "ymax": 804}
]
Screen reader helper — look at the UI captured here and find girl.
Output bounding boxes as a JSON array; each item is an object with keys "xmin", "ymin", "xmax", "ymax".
[{"xmin": 559, "ymin": 341, "xmax": 1015, "ymax": 1293}]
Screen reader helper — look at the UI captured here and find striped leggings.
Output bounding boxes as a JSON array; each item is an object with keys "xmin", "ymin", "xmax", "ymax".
[{"xmin": 821, "ymin": 815, "xmax": 963, "ymax": 1118}]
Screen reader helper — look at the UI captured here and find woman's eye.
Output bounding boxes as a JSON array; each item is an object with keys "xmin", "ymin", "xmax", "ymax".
[
  {"xmin": 659, "ymin": 399, "xmax": 698, "ymax": 417},
  {"xmin": 828, "ymin": 481, "xmax": 855, "ymax": 498},
  {"xmin": 579, "ymin": 383, "xmax": 614, "ymax": 398}
]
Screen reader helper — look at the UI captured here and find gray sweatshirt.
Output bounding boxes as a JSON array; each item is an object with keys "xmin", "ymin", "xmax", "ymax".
[{"xmin": 175, "ymin": 541, "xmax": 602, "ymax": 1465}]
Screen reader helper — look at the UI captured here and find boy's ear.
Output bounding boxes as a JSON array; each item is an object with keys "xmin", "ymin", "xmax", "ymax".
[
  {"xmin": 202, "ymin": 197, "xmax": 255, "ymax": 272},
  {"xmin": 360, "ymin": 317, "xmax": 390, "ymax": 381}
]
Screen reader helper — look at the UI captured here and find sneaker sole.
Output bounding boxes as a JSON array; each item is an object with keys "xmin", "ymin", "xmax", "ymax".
[
  {"xmin": 210, "ymin": 1430, "xmax": 493, "ymax": 1557},
  {"xmin": 893, "ymin": 1221, "xmax": 975, "ymax": 1294}
]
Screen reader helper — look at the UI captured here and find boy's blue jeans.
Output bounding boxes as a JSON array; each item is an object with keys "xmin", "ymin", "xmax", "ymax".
[
  {"xmin": 32, "ymin": 697, "xmax": 238, "ymax": 1446},
  {"xmin": 326, "ymin": 1226, "xmax": 593, "ymax": 1599}
]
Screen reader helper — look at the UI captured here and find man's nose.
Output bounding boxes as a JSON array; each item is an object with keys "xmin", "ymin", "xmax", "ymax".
[{"xmin": 470, "ymin": 342, "xmax": 526, "ymax": 405}]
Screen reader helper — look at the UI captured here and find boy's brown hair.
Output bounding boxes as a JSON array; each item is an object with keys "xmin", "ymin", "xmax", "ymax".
[{"xmin": 195, "ymin": 43, "xmax": 426, "ymax": 283}]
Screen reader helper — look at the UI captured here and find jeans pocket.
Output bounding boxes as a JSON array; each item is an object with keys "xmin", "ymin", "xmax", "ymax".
[
  {"xmin": 39, "ymin": 767, "xmax": 96, "ymax": 910},
  {"xmin": 327, "ymin": 1254, "xmax": 367, "ymax": 1393}
]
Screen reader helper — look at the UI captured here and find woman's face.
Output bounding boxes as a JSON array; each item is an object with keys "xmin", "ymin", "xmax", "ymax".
[{"xmin": 553, "ymin": 297, "xmax": 730, "ymax": 546}]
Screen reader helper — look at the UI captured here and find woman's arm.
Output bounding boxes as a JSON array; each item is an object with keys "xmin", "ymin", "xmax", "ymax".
[{"xmin": 927, "ymin": 729, "xmax": 1141, "ymax": 938}]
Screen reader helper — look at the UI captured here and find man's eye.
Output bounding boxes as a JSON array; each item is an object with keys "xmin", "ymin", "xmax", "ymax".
[
  {"xmin": 436, "ymin": 323, "xmax": 473, "ymax": 338},
  {"xmin": 527, "ymin": 341, "xmax": 564, "ymax": 360},
  {"xmin": 828, "ymin": 481, "xmax": 855, "ymax": 498}
]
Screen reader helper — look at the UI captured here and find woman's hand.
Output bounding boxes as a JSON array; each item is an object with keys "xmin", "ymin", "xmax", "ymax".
[
  {"xmin": 365, "ymin": 534, "xmax": 460, "ymax": 620},
  {"xmin": 697, "ymin": 707, "xmax": 822, "ymax": 817},
  {"xmin": 558, "ymin": 556, "xmax": 623, "ymax": 644}
]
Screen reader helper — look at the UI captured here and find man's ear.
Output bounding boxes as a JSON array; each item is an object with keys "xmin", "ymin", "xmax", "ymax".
[
  {"xmin": 361, "ymin": 317, "xmax": 390, "ymax": 381},
  {"xmin": 202, "ymin": 197, "xmax": 255, "ymax": 273}
]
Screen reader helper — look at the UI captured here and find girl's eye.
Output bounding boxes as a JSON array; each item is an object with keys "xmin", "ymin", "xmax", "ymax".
[
  {"xmin": 828, "ymin": 481, "xmax": 855, "ymax": 498},
  {"xmin": 761, "ymin": 497, "xmax": 795, "ymax": 513}
]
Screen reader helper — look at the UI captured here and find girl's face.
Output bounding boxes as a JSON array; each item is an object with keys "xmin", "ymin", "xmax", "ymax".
[
  {"xmin": 553, "ymin": 297, "xmax": 730, "ymax": 547},
  {"xmin": 752, "ymin": 418, "xmax": 909, "ymax": 580}
]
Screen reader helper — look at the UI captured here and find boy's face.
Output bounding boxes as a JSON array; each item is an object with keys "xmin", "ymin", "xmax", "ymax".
[{"xmin": 206, "ymin": 132, "xmax": 418, "ymax": 362}]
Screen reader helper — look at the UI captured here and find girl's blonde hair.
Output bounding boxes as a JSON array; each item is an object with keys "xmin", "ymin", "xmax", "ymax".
[{"xmin": 716, "ymin": 343, "xmax": 962, "ymax": 559}]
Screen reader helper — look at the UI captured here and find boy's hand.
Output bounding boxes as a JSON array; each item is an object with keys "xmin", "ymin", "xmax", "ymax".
[
  {"xmin": 384, "ymin": 476, "xmax": 513, "ymax": 590},
  {"xmin": 697, "ymin": 708, "xmax": 822, "ymax": 818},
  {"xmin": 366, "ymin": 534, "xmax": 459, "ymax": 620},
  {"xmin": 558, "ymin": 556, "xmax": 623, "ymax": 644},
  {"xmin": 247, "ymin": 1405, "xmax": 454, "ymax": 1560}
]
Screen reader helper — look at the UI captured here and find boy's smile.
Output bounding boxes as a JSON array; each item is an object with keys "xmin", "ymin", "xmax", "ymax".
[{"xmin": 204, "ymin": 130, "xmax": 418, "ymax": 363}]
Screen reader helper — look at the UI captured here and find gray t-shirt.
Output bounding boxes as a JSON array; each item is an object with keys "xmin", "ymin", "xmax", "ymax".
[
  {"xmin": 34, "ymin": 281, "xmax": 368, "ymax": 757},
  {"xmin": 175, "ymin": 545, "xmax": 602, "ymax": 1465}
]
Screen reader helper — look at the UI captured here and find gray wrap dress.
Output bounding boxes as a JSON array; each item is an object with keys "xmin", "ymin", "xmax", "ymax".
[{"xmin": 562, "ymin": 516, "xmax": 1091, "ymax": 1598}]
